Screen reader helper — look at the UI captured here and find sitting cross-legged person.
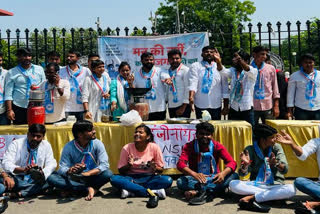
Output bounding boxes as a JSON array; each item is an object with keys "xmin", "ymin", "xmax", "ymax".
[
  {"xmin": 47, "ymin": 120, "xmax": 113, "ymax": 201},
  {"xmin": 176, "ymin": 122, "xmax": 239, "ymax": 205},
  {"xmin": 2, "ymin": 124, "xmax": 57, "ymax": 198},
  {"xmin": 229, "ymin": 124, "xmax": 296, "ymax": 213},
  {"xmin": 110, "ymin": 124, "xmax": 173, "ymax": 208}
]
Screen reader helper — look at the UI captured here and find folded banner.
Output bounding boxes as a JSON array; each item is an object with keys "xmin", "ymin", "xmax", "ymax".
[
  {"xmin": 0, "ymin": 135, "xmax": 27, "ymax": 159},
  {"xmin": 147, "ymin": 124, "xmax": 196, "ymax": 169},
  {"xmin": 98, "ymin": 32, "xmax": 209, "ymax": 72}
]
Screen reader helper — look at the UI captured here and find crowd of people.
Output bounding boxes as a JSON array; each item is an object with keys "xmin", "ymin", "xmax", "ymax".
[{"xmin": 0, "ymin": 45, "xmax": 319, "ymax": 213}]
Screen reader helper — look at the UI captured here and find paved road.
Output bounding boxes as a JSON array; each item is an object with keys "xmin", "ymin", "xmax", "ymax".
[{"xmin": 4, "ymin": 180, "xmax": 311, "ymax": 214}]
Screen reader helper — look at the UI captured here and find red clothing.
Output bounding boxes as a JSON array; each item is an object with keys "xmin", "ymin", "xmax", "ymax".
[{"xmin": 177, "ymin": 140, "xmax": 237, "ymax": 173}]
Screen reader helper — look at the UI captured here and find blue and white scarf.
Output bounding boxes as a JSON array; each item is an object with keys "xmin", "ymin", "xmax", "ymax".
[
  {"xmin": 300, "ymin": 68, "xmax": 317, "ymax": 108},
  {"xmin": 252, "ymin": 61, "xmax": 265, "ymax": 100},
  {"xmin": 194, "ymin": 140, "xmax": 217, "ymax": 175},
  {"xmin": 201, "ymin": 61, "xmax": 214, "ymax": 94},
  {"xmin": 74, "ymin": 140, "xmax": 98, "ymax": 172}
]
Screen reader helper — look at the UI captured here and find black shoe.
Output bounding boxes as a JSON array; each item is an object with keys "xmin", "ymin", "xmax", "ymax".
[
  {"xmin": 239, "ymin": 200, "xmax": 271, "ymax": 213},
  {"xmin": 189, "ymin": 191, "xmax": 207, "ymax": 206},
  {"xmin": 0, "ymin": 196, "xmax": 9, "ymax": 214},
  {"xmin": 146, "ymin": 195, "xmax": 159, "ymax": 208},
  {"xmin": 295, "ymin": 207, "xmax": 320, "ymax": 214}
]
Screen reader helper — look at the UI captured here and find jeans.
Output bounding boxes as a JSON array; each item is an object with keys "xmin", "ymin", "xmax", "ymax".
[
  {"xmin": 168, "ymin": 104, "xmax": 191, "ymax": 118},
  {"xmin": 0, "ymin": 112, "xmax": 10, "ymax": 125},
  {"xmin": 177, "ymin": 172, "xmax": 239, "ymax": 195},
  {"xmin": 65, "ymin": 111, "xmax": 84, "ymax": 121},
  {"xmin": 0, "ymin": 175, "xmax": 46, "ymax": 197},
  {"xmin": 0, "ymin": 183, "xmax": 5, "ymax": 195},
  {"xmin": 294, "ymin": 107, "xmax": 320, "ymax": 120},
  {"xmin": 294, "ymin": 177, "xmax": 320, "ymax": 199},
  {"xmin": 47, "ymin": 170, "xmax": 113, "ymax": 192},
  {"xmin": 148, "ymin": 111, "xmax": 166, "ymax": 121},
  {"xmin": 254, "ymin": 109, "xmax": 274, "ymax": 124},
  {"xmin": 229, "ymin": 107, "xmax": 254, "ymax": 127},
  {"xmin": 110, "ymin": 174, "xmax": 173, "ymax": 197},
  {"xmin": 195, "ymin": 106, "xmax": 221, "ymax": 120}
]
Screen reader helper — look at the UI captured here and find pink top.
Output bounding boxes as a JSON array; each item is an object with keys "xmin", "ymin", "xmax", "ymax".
[
  {"xmin": 253, "ymin": 63, "xmax": 280, "ymax": 111},
  {"xmin": 118, "ymin": 142, "xmax": 164, "ymax": 174}
]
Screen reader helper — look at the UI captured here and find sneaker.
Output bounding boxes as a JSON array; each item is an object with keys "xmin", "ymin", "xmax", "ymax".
[
  {"xmin": 188, "ymin": 191, "xmax": 207, "ymax": 206},
  {"xmin": 120, "ymin": 189, "xmax": 129, "ymax": 199},
  {"xmin": 152, "ymin": 189, "xmax": 166, "ymax": 199},
  {"xmin": 146, "ymin": 195, "xmax": 159, "ymax": 208}
]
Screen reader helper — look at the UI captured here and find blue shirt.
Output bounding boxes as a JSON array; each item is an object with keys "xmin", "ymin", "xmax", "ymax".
[
  {"xmin": 57, "ymin": 138, "xmax": 110, "ymax": 176},
  {"xmin": 4, "ymin": 64, "xmax": 46, "ymax": 108}
]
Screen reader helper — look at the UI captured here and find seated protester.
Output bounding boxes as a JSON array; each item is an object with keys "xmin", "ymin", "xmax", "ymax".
[
  {"xmin": 287, "ymin": 53, "xmax": 320, "ymax": 120},
  {"xmin": 38, "ymin": 63, "xmax": 70, "ymax": 124},
  {"xmin": 110, "ymin": 61, "xmax": 134, "ymax": 120},
  {"xmin": 82, "ymin": 60, "xmax": 111, "ymax": 122},
  {"xmin": 219, "ymin": 50, "xmax": 258, "ymax": 127},
  {"xmin": 176, "ymin": 122, "xmax": 238, "ymax": 205},
  {"xmin": 277, "ymin": 130, "xmax": 320, "ymax": 213},
  {"xmin": 110, "ymin": 124, "xmax": 173, "ymax": 208},
  {"xmin": 2, "ymin": 124, "xmax": 57, "ymax": 198},
  {"xmin": 47, "ymin": 120, "xmax": 112, "ymax": 201},
  {"xmin": 229, "ymin": 124, "xmax": 296, "ymax": 213}
]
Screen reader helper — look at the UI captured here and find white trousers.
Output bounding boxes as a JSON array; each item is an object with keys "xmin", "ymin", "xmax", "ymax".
[{"xmin": 229, "ymin": 180, "xmax": 296, "ymax": 203}]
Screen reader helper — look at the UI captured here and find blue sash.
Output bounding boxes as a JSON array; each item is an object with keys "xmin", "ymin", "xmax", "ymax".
[
  {"xmin": 67, "ymin": 65, "xmax": 83, "ymax": 104},
  {"xmin": 300, "ymin": 68, "xmax": 317, "ymax": 108},
  {"xmin": 194, "ymin": 140, "xmax": 217, "ymax": 175},
  {"xmin": 91, "ymin": 73, "xmax": 109, "ymax": 110},
  {"xmin": 201, "ymin": 61, "xmax": 214, "ymax": 94},
  {"xmin": 230, "ymin": 69, "xmax": 245, "ymax": 103},
  {"xmin": 253, "ymin": 141, "xmax": 274, "ymax": 186},
  {"xmin": 44, "ymin": 82, "xmax": 54, "ymax": 114},
  {"xmin": 140, "ymin": 68, "xmax": 156, "ymax": 100},
  {"xmin": 169, "ymin": 64, "xmax": 182, "ymax": 103},
  {"xmin": 24, "ymin": 140, "xmax": 38, "ymax": 183},
  {"xmin": 74, "ymin": 140, "xmax": 98, "ymax": 172},
  {"xmin": 18, "ymin": 64, "xmax": 36, "ymax": 99},
  {"xmin": 252, "ymin": 61, "xmax": 265, "ymax": 100},
  {"xmin": 0, "ymin": 68, "xmax": 4, "ymax": 104}
]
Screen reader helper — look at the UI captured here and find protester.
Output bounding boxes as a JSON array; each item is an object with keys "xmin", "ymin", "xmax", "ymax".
[
  {"xmin": 176, "ymin": 122, "xmax": 238, "ymax": 205},
  {"xmin": 47, "ymin": 120, "xmax": 112, "ymax": 201},
  {"xmin": 0, "ymin": 52, "xmax": 9, "ymax": 125},
  {"xmin": 220, "ymin": 50, "xmax": 257, "ymax": 127},
  {"xmin": 252, "ymin": 46, "xmax": 280, "ymax": 124},
  {"xmin": 110, "ymin": 124, "xmax": 173, "ymax": 208},
  {"xmin": 287, "ymin": 53, "xmax": 320, "ymax": 120},
  {"xmin": 133, "ymin": 52, "xmax": 170, "ymax": 121},
  {"xmin": 189, "ymin": 46, "xmax": 229, "ymax": 120},
  {"xmin": 82, "ymin": 60, "xmax": 111, "ymax": 122},
  {"xmin": 277, "ymin": 130, "xmax": 320, "ymax": 213},
  {"xmin": 110, "ymin": 61, "xmax": 134, "ymax": 120},
  {"xmin": 87, "ymin": 53, "xmax": 100, "ymax": 72},
  {"xmin": 2, "ymin": 124, "xmax": 57, "ymax": 198},
  {"xmin": 166, "ymin": 49, "xmax": 191, "ymax": 118},
  {"xmin": 229, "ymin": 124, "xmax": 295, "ymax": 213},
  {"xmin": 59, "ymin": 49, "xmax": 91, "ymax": 121},
  {"xmin": 5, "ymin": 48, "xmax": 46, "ymax": 124},
  {"xmin": 47, "ymin": 51, "xmax": 61, "ymax": 66},
  {"xmin": 0, "ymin": 169, "xmax": 12, "ymax": 212},
  {"xmin": 38, "ymin": 63, "xmax": 70, "ymax": 124}
]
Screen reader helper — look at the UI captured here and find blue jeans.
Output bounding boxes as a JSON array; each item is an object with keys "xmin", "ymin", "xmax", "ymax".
[
  {"xmin": 294, "ymin": 177, "xmax": 320, "ymax": 199},
  {"xmin": 195, "ymin": 106, "xmax": 221, "ymax": 120},
  {"xmin": 47, "ymin": 170, "xmax": 113, "ymax": 192},
  {"xmin": 110, "ymin": 174, "xmax": 173, "ymax": 197},
  {"xmin": 229, "ymin": 107, "xmax": 254, "ymax": 127},
  {"xmin": 0, "ymin": 183, "xmax": 5, "ymax": 195},
  {"xmin": 177, "ymin": 172, "xmax": 239, "ymax": 194},
  {"xmin": 0, "ymin": 112, "xmax": 10, "ymax": 125},
  {"xmin": 294, "ymin": 107, "xmax": 320, "ymax": 120}
]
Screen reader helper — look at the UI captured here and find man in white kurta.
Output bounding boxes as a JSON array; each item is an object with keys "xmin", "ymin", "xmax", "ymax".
[{"xmin": 2, "ymin": 124, "xmax": 57, "ymax": 197}]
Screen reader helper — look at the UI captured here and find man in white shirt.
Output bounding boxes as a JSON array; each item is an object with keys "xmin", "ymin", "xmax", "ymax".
[
  {"xmin": 287, "ymin": 53, "xmax": 320, "ymax": 120},
  {"xmin": 2, "ymin": 124, "xmax": 57, "ymax": 198},
  {"xmin": 133, "ymin": 52, "xmax": 170, "ymax": 121},
  {"xmin": 39, "ymin": 63, "xmax": 70, "ymax": 124},
  {"xmin": 189, "ymin": 46, "xmax": 229, "ymax": 120},
  {"xmin": 220, "ymin": 50, "xmax": 258, "ymax": 127},
  {"xmin": 166, "ymin": 49, "xmax": 191, "ymax": 118},
  {"xmin": 277, "ymin": 131, "xmax": 320, "ymax": 212},
  {"xmin": 0, "ymin": 52, "xmax": 9, "ymax": 125},
  {"xmin": 59, "ymin": 49, "xmax": 91, "ymax": 121}
]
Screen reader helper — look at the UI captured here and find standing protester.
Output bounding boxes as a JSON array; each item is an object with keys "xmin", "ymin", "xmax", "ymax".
[
  {"xmin": 229, "ymin": 124, "xmax": 295, "ymax": 213},
  {"xmin": 47, "ymin": 51, "xmax": 61, "ymax": 66},
  {"xmin": 220, "ymin": 50, "xmax": 258, "ymax": 127},
  {"xmin": 38, "ymin": 63, "xmax": 70, "ymax": 124},
  {"xmin": 5, "ymin": 48, "xmax": 46, "ymax": 124},
  {"xmin": 252, "ymin": 46, "xmax": 280, "ymax": 124},
  {"xmin": 59, "ymin": 49, "xmax": 91, "ymax": 121},
  {"xmin": 2, "ymin": 124, "xmax": 57, "ymax": 198},
  {"xmin": 82, "ymin": 60, "xmax": 111, "ymax": 122},
  {"xmin": 287, "ymin": 54, "xmax": 320, "ymax": 120},
  {"xmin": 0, "ymin": 52, "xmax": 9, "ymax": 125},
  {"xmin": 189, "ymin": 46, "xmax": 229, "ymax": 120},
  {"xmin": 47, "ymin": 120, "xmax": 113, "ymax": 201},
  {"xmin": 166, "ymin": 49, "xmax": 191, "ymax": 118},
  {"xmin": 133, "ymin": 52, "xmax": 170, "ymax": 121}
]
